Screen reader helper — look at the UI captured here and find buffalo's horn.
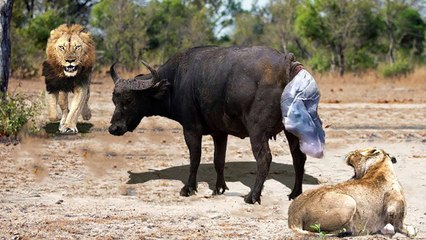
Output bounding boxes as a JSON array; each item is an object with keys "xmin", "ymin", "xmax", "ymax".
[
  {"xmin": 110, "ymin": 62, "xmax": 121, "ymax": 84},
  {"xmin": 118, "ymin": 78, "xmax": 155, "ymax": 91},
  {"xmin": 141, "ymin": 60, "xmax": 159, "ymax": 82}
]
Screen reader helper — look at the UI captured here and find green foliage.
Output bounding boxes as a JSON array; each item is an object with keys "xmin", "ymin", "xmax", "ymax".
[
  {"xmin": 11, "ymin": 8, "xmax": 64, "ymax": 77},
  {"xmin": 395, "ymin": 7, "xmax": 426, "ymax": 55},
  {"xmin": 310, "ymin": 223, "xmax": 326, "ymax": 239},
  {"xmin": 22, "ymin": 10, "xmax": 64, "ymax": 49},
  {"xmin": 295, "ymin": 2, "xmax": 327, "ymax": 45},
  {"xmin": 0, "ymin": 93, "xmax": 42, "ymax": 137},
  {"xmin": 91, "ymin": 0, "xmax": 216, "ymax": 67},
  {"xmin": 91, "ymin": 0, "xmax": 148, "ymax": 68},
  {"xmin": 308, "ymin": 51, "xmax": 331, "ymax": 73},
  {"xmin": 347, "ymin": 49, "xmax": 377, "ymax": 72},
  {"xmin": 379, "ymin": 60, "xmax": 413, "ymax": 78},
  {"xmin": 8, "ymin": 0, "xmax": 426, "ymax": 76},
  {"xmin": 233, "ymin": 12, "xmax": 265, "ymax": 46},
  {"xmin": 295, "ymin": 0, "xmax": 382, "ymax": 75}
]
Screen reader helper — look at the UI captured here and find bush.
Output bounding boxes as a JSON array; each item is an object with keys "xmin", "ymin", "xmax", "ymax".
[
  {"xmin": 0, "ymin": 93, "xmax": 42, "ymax": 138},
  {"xmin": 379, "ymin": 60, "xmax": 413, "ymax": 78},
  {"xmin": 307, "ymin": 52, "xmax": 331, "ymax": 73},
  {"xmin": 10, "ymin": 10, "xmax": 64, "ymax": 77},
  {"xmin": 347, "ymin": 49, "xmax": 377, "ymax": 72}
]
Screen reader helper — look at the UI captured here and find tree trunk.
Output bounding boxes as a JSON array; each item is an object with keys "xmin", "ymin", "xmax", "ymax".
[
  {"xmin": 386, "ymin": 23, "xmax": 396, "ymax": 64},
  {"xmin": 294, "ymin": 37, "xmax": 311, "ymax": 59},
  {"xmin": 0, "ymin": 0, "xmax": 13, "ymax": 98},
  {"xmin": 337, "ymin": 44, "xmax": 345, "ymax": 76}
]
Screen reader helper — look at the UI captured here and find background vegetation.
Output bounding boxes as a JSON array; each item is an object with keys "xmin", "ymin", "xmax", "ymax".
[{"xmin": 9, "ymin": 0, "xmax": 426, "ymax": 76}]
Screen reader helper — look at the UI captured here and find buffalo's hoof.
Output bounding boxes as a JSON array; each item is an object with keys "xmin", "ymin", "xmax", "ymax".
[
  {"xmin": 244, "ymin": 191, "xmax": 261, "ymax": 204},
  {"xmin": 213, "ymin": 179, "xmax": 228, "ymax": 195},
  {"xmin": 288, "ymin": 189, "xmax": 302, "ymax": 200},
  {"xmin": 213, "ymin": 183, "xmax": 229, "ymax": 195},
  {"xmin": 180, "ymin": 185, "xmax": 197, "ymax": 196}
]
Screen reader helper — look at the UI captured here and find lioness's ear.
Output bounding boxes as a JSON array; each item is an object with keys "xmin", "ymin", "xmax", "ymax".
[{"xmin": 50, "ymin": 29, "xmax": 55, "ymax": 36}]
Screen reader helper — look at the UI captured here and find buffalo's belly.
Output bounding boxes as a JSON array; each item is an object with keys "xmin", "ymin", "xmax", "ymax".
[{"xmin": 205, "ymin": 112, "xmax": 249, "ymax": 138}]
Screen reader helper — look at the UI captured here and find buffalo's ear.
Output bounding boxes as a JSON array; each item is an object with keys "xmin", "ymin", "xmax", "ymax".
[{"xmin": 151, "ymin": 79, "xmax": 170, "ymax": 99}]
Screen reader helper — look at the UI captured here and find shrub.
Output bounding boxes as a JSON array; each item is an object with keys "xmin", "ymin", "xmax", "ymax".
[
  {"xmin": 308, "ymin": 52, "xmax": 331, "ymax": 73},
  {"xmin": 379, "ymin": 60, "xmax": 413, "ymax": 78},
  {"xmin": 0, "ymin": 93, "xmax": 42, "ymax": 138},
  {"xmin": 347, "ymin": 49, "xmax": 377, "ymax": 72}
]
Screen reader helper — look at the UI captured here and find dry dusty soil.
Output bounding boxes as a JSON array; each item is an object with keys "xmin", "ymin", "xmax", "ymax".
[{"xmin": 1, "ymin": 72, "xmax": 425, "ymax": 239}]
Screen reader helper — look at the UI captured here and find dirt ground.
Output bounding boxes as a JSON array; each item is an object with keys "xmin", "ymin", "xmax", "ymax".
[{"xmin": 1, "ymin": 69, "xmax": 425, "ymax": 239}]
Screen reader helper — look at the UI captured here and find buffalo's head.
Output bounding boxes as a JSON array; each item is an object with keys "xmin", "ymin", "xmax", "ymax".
[{"xmin": 108, "ymin": 61, "xmax": 169, "ymax": 136}]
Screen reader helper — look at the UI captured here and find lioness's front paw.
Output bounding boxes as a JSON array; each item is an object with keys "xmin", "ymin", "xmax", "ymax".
[
  {"xmin": 60, "ymin": 126, "xmax": 78, "ymax": 134},
  {"xmin": 406, "ymin": 225, "xmax": 417, "ymax": 238},
  {"xmin": 381, "ymin": 223, "xmax": 395, "ymax": 235}
]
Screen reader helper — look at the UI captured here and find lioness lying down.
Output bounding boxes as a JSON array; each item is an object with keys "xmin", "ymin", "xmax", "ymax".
[{"xmin": 288, "ymin": 148, "xmax": 416, "ymax": 237}]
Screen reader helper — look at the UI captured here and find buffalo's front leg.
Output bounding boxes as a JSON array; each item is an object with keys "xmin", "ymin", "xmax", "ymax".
[
  {"xmin": 284, "ymin": 130, "xmax": 307, "ymax": 200},
  {"xmin": 180, "ymin": 130, "xmax": 202, "ymax": 196},
  {"xmin": 245, "ymin": 134, "xmax": 272, "ymax": 204},
  {"xmin": 212, "ymin": 134, "xmax": 228, "ymax": 195}
]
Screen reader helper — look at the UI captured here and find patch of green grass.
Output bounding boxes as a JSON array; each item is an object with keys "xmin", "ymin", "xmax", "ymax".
[
  {"xmin": 310, "ymin": 223, "xmax": 327, "ymax": 239},
  {"xmin": 379, "ymin": 60, "xmax": 413, "ymax": 78}
]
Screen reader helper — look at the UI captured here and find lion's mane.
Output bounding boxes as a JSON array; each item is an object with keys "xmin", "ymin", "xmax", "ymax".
[{"xmin": 43, "ymin": 24, "xmax": 96, "ymax": 93}]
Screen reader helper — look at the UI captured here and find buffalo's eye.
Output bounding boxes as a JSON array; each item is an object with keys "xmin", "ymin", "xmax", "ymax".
[{"xmin": 122, "ymin": 98, "xmax": 132, "ymax": 106}]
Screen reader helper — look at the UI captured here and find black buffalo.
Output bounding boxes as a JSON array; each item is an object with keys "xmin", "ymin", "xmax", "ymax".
[{"xmin": 109, "ymin": 46, "xmax": 306, "ymax": 204}]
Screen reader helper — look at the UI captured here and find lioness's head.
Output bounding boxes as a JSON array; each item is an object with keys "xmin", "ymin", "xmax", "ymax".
[
  {"xmin": 46, "ymin": 24, "xmax": 95, "ymax": 77},
  {"xmin": 345, "ymin": 148, "xmax": 396, "ymax": 179}
]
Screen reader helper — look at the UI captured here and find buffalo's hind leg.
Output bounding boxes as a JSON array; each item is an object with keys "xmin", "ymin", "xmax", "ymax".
[
  {"xmin": 180, "ymin": 130, "xmax": 202, "ymax": 197},
  {"xmin": 284, "ymin": 130, "xmax": 307, "ymax": 200},
  {"xmin": 212, "ymin": 134, "xmax": 229, "ymax": 195},
  {"xmin": 245, "ymin": 132, "xmax": 272, "ymax": 204}
]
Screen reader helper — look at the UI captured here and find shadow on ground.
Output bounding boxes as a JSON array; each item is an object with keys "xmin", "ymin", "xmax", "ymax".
[
  {"xmin": 43, "ymin": 122, "xmax": 94, "ymax": 134},
  {"xmin": 127, "ymin": 161, "xmax": 319, "ymax": 193}
]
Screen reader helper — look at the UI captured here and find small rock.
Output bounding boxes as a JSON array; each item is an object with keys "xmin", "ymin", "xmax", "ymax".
[{"xmin": 56, "ymin": 199, "xmax": 64, "ymax": 204}]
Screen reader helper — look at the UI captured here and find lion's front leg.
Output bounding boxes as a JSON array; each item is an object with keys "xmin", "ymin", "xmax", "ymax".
[
  {"xmin": 61, "ymin": 86, "xmax": 88, "ymax": 134},
  {"xmin": 58, "ymin": 91, "xmax": 69, "ymax": 132},
  {"xmin": 46, "ymin": 92, "xmax": 60, "ymax": 121}
]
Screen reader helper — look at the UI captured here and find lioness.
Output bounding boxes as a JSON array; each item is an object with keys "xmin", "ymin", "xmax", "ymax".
[
  {"xmin": 43, "ymin": 24, "xmax": 96, "ymax": 134},
  {"xmin": 288, "ymin": 148, "xmax": 416, "ymax": 237}
]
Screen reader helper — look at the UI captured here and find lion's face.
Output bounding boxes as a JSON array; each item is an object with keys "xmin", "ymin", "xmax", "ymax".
[
  {"xmin": 54, "ymin": 34, "xmax": 86, "ymax": 77},
  {"xmin": 46, "ymin": 24, "xmax": 95, "ymax": 77},
  {"xmin": 345, "ymin": 148, "xmax": 389, "ymax": 179}
]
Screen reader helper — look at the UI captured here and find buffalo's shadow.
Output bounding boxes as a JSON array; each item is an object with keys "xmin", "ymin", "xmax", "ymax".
[
  {"xmin": 43, "ymin": 122, "xmax": 94, "ymax": 134},
  {"xmin": 127, "ymin": 161, "xmax": 318, "ymax": 192}
]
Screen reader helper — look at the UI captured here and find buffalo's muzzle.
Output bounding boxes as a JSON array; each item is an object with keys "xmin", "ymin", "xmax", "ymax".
[{"xmin": 108, "ymin": 124, "xmax": 127, "ymax": 136}]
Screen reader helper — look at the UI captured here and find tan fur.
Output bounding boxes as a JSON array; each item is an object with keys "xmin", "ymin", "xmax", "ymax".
[
  {"xmin": 288, "ymin": 148, "xmax": 416, "ymax": 237},
  {"xmin": 45, "ymin": 24, "xmax": 95, "ymax": 133}
]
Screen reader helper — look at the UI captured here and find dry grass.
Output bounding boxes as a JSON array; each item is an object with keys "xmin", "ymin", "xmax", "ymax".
[{"xmin": 316, "ymin": 66, "xmax": 426, "ymax": 103}]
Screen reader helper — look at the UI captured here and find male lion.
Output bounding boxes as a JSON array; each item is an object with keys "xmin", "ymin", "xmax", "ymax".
[
  {"xmin": 42, "ymin": 24, "xmax": 95, "ymax": 134},
  {"xmin": 288, "ymin": 148, "xmax": 416, "ymax": 237}
]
